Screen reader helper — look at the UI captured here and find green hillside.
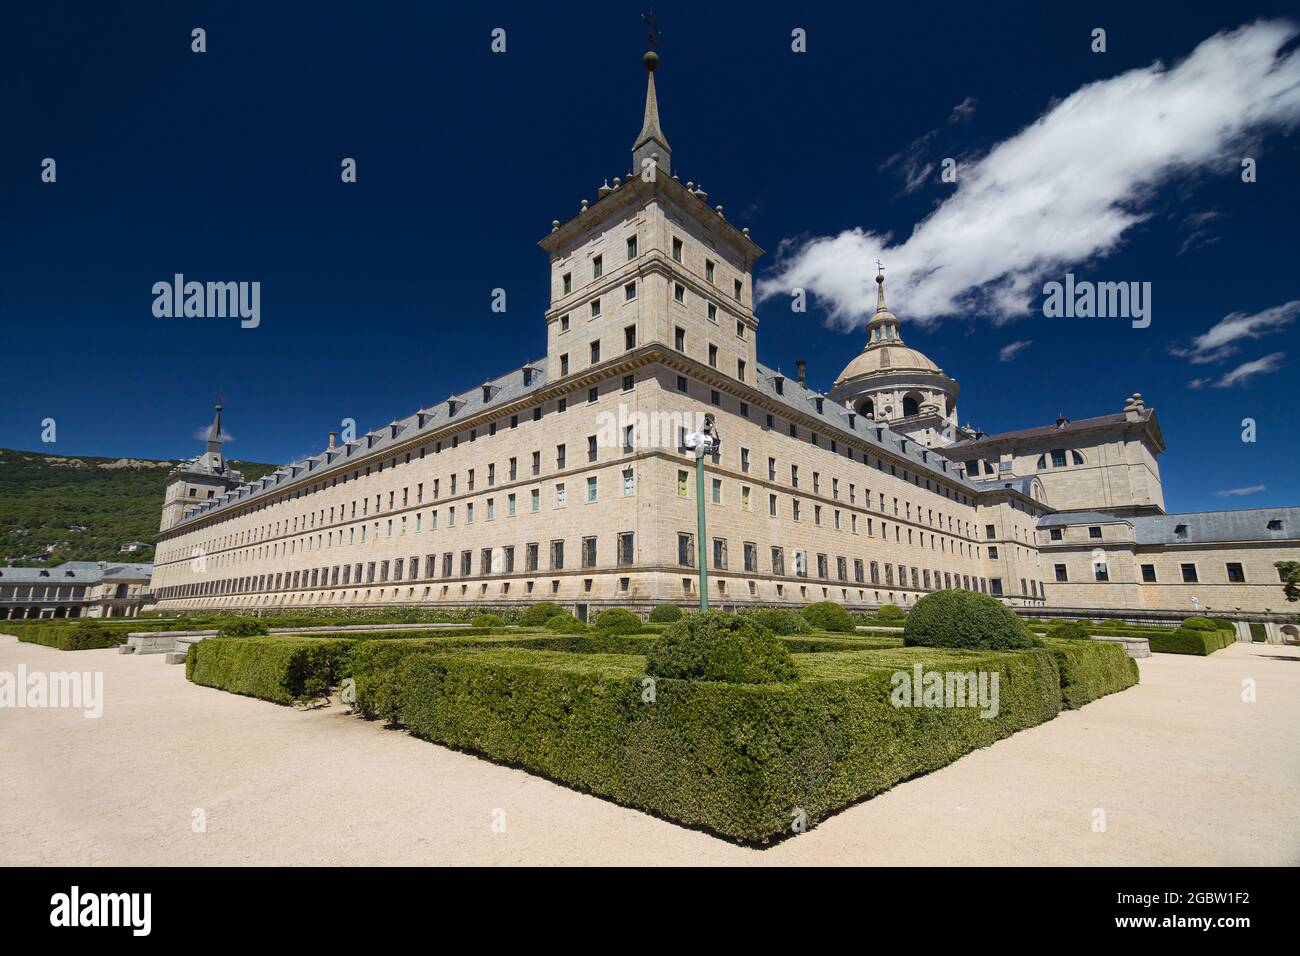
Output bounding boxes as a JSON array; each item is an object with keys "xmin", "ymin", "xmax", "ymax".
[{"xmin": 0, "ymin": 448, "xmax": 276, "ymax": 567}]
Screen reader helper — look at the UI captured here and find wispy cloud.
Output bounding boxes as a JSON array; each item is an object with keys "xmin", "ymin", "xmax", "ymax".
[
  {"xmin": 1215, "ymin": 351, "xmax": 1286, "ymax": 387},
  {"xmin": 1171, "ymin": 300, "xmax": 1300, "ymax": 364},
  {"xmin": 998, "ymin": 340, "xmax": 1033, "ymax": 361},
  {"xmin": 758, "ymin": 21, "xmax": 1300, "ymax": 330},
  {"xmin": 1214, "ymin": 484, "xmax": 1267, "ymax": 497},
  {"xmin": 949, "ymin": 96, "xmax": 977, "ymax": 123},
  {"xmin": 192, "ymin": 426, "xmax": 234, "ymax": 443}
]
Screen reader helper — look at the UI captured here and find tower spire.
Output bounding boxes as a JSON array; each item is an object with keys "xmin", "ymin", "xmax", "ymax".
[
  {"xmin": 866, "ymin": 261, "xmax": 903, "ymax": 345},
  {"xmin": 875, "ymin": 260, "xmax": 887, "ymax": 312},
  {"xmin": 632, "ymin": 46, "xmax": 671, "ymax": 176},
  {"xmin": 206, "ymin": 404, "xmax": 224, "ymax": 454}
]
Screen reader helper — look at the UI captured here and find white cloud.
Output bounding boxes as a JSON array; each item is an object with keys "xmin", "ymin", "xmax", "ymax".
[
  {"xmin": 757, "ymin": 21, "xmax": 1300, "ymax": 330},
  {"xmin": 998, "ymin": 340, "xmax": 1033, "ymax": 361},
  {"xmin": 1214, "ymin": 484, "xmax": 1267, "ymax": 497},
  {"xmin": 192, "ymin": 426, "xmax": 234, "ymax": 443},
  {"xmin": 1171, "ymin": 300, "xmax": 1300, "ymax": 364},
  {"xmin": 1214, "ymin": 351, "xmax": 1286, "ymax": 387}
]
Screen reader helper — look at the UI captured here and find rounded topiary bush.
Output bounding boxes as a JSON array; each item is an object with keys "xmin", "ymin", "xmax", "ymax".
[
  {"xmin": 1209, "ymin": 617, "xmax": 1235, "ymax": 632},
  {"xmin": 520, "ymin": 602, "xmax": 565, "ymax": 626},
  {"xmin": 545, "ymin": 612, "xmax": 589, "ymax": 634},
  {"xmin": 216, "ymin": 618, "xmax": 269, "ymax": 638},
  {"xmin": 1182, "ymin": 616, "xmax": 1217, "ymax": 631},
  {"xmin": 1047, "ymin": 620, "xmax": 1092, "ymax": 640},
  {"xmin": 876, "ymin": 604, "xmax": 906, "ymax": 622},
  {"xmin": 593, "ymin": 608, "xmax": 642, "ymax": 632},
  {"xmin": 471, "ymin": 613, "xmax": 505, "ymax": 628},
  {"xmin": 903, "ymin": 590, "xmax": 1039, "ymax": 650},
  {"xmin": 648, "ymin": 603, "xmax": 683, "ymax": 623},
  {"xmin": 646, "ymin": 611, "xmax": 797, "ymax": 684},
  {"xmin": 800, "ymin": 601, "xmax": 855, "ymax": 633},
  {"xmin": 748, "ymin": 607, "xmax": 811, "ymax": 635}
]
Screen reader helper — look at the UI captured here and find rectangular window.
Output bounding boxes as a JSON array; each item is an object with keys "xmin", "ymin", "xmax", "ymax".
[
  {"xmin": 592, "ymin": 254, "xmax": 603, "ymax": 278},
  {"xmin": 712, "ymin": 537, "xmax": 727, "ymax": 569},
  {"xmin": 562, "ymin": 272, "xmax": 572, "ymax": 294},
  {"xmin": 678, "ymin": 470, "xmax": 689, "ymax": 497},
  {"xmin": 678, "ymin": 533, "xmax": 695, "ymax": 567},
  {"xmin": 708, "ymin": 344, "xmax": 718, "ymax": 368},
  {"xmin": 618, "ymin": 532, "xmax": 634, "ymax": 566},
  {"xmin": 1141, "ymin": 564, "xmax": 1157, "ymax": 583},
  {"xmin": 526, "ymin": 543, "xmax": 539, "ymax": 572},
  {"xmin": 624, "ymin": 324, "xmax": 636, "ymax": 348},
  {"xmin": 1051, "ymin": 449, "xmax": 1067, "ymax": 468},
  {"xmin": 590, "ymin": 299, "xmax": 601, "ymax": 319},
  {"xmin": 705, "ymin": 259, "xmax": 715, "ymax": 283},
  {"xmin": 671, "ymin": 237, "xmax": 682, "ymax": 261},
  {"xmin": 1181, "ymin": 563, "xmax": 1198, "ymax": 583},
  {"xmin": 582, "ymin": 536, "xmax": 597, "ymax": 568},
  {"xmin": 626, "ymin": 235, "xmax": 637, "ymax": 259},
  {"xmin": 587, "ymin": 476, "xmax": 598, "ymax": 502},
  {"xmin": 590, "ymin": 340, "xmax": 601, "ymax": 364},
  {"xmin": 551, "ymin": 539, "xmax": 565, "ymax": 570},
  {"xmin": 622, "ymin": 467, "xmax": 635, "ymax": 496},
  {"xmin": 1055, "ymin": 564, "xmax": 1068, "ymax": 582},
  {"xmin": 674, "ymin": 326, "xmax": 685, "ymax": 351},
  {"xmin": 674, "ymin": 283, "xmax": 685, "ymax": 304},
  {"xmin": 530, "ymin": 488, "xmax": 540, "ymax": 512},
  {"xmin": 1088, "ymin": 526, "xmax": 1102, "ymax": 539},
  {"xmin": 990, "ymin": 578, "xmax": 1003, "ymax": 596},
  {"xmin": 1226, "ymin": 562, "xmax": 1245, "ymax": 583}
]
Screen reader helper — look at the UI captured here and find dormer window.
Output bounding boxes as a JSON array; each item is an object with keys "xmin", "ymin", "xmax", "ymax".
[
  {"xmin": 1174, "ymin": 524, "xmax": 1188, "ymax": 539},
  {"xmin": 1267, "ymin": 519, "xmax": 1283, "ymax": 531}
]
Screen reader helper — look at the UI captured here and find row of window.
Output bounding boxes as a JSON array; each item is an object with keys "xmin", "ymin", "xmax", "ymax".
[{"xmin": 1055, "ymin": 560, "xmax": 1260, "ymax": 584}]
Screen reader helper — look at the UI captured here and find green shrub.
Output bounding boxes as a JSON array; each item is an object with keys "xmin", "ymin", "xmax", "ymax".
[
  {"xmin": 1102, "ymin": 618, "xmax": 1126, "ymax": 627},
  {"xmin": 1047, "ymin": 620, "xmax": 1092, "ymax": 641},
  {"xmin": 216, "ymin": 618, "xmax": 270, "ymax": 638},
  {"xmin": 186, "ymin": 637, "xmax": 354, "ymax": 704},
  {"xmin": 1044, "ymin": 638, "xmax": 1140, "ymax": 708},
  {"xmin": 520, "ymin": 602, "xmax": 565, "ymax": 627},
  {"xmin": 876, "ymin": 604, "xmax": 906, "ymax": 622},
  {"xmin": 471, "ymin": 614, "xmax": 505, "ymax": 628},
  {"xmin": 646, "ymin": 611, "xmax": 796, "ymax": 684},
  {"xmin": 1147, "ymin": 626, "xmax": 1236, "ymax": 655},
  {"xmin": 1209, "ymin": 617, "xmax": 1235, "ymax": 632},
  {"xmin": 545, "ymin": 613, "xmax": 589, "ymax": 634},
  {"xmin": 10, "ymin": 619, "xmax": 127, "ymax": 650},
  {"xmin": 593, "ymin": 608, "xmax": 642, "ymax": 633},
  {"xmin": 904, "ymin": 590, "xmax": 1039, "ymax": 650},
  {"xmin": 1249, "ymin": 622, "xmax": 1267, "ymax": 642},
  {"xmin": 1181, "ymin": 616, "xmax": 1217, "ymax": 632},
  {"xmin": 648, "ymin": 604, "xmax": 683, "ymax": 623},
  {"xmin": 747, "ymin": 607, "xmax": 812, "ymax": 635},
  {"xmin": 800, "ymin": 601, "xmax": 856, "ymax": 633},
  {"xmin": 382, "ymin": 644, "xmax": 1061, "ymax": 843}
]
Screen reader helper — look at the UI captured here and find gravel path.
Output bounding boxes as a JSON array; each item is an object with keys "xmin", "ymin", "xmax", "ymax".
[{"xmin": 3, "ymin": 635, "xmax": 1296, "ymax": 865}]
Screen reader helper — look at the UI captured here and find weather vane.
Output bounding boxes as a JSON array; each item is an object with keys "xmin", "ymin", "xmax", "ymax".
[
  {"xmin": 875, "ymin": 258, "xmax": 884, "ymax": 274},
  {"xmin": 641, "ymin": 11, "xmax": 661, "ymax": 47}
]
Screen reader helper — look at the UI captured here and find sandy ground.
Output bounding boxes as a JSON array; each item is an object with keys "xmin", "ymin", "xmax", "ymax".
[{"xmin": 2, "ymin": 634, "xmax": 1297, "ymax": 866}]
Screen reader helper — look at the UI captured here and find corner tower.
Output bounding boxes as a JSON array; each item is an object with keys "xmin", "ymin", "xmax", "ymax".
[
  {"xmin": 159, "ymin": 404, "xmax": 245, "ymax": 531},
  {"xmin": 539, "ymin": 49, "xmax": 763, "ymax": 387}
]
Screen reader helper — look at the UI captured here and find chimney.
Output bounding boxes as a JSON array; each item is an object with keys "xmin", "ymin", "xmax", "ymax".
[
  {"xmin": 795, "ymin": 359, "xmax": 807, "ymax": 387},
  {"xmin": 327, "ymin": 431, "xmax": 338, "ymax": 450}
]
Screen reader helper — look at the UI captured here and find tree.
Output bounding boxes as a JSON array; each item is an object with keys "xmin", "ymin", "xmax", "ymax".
[{"xmin": 1275, "ymin": 560, "xmax": 1300, "ymax": 603}]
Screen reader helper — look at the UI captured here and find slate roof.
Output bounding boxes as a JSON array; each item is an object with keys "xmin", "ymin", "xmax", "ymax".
[
  {"xmin": 0, "ymin": 561, "xmax": 153, "ymax": 582},
  {"xmin": 950, "ymin": 410, "xmax": 1152, "ymax": 449},
  {"xmin": 175, "ymin": 358, "xmax": 550, "ymax": 526},
  {"xmin": 1036, "ymin": 507, "xmax": 1300, "ymax": 546}
]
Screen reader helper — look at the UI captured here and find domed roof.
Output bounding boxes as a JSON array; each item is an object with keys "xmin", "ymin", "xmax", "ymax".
[{"xmin": 835, "ymin": 342, "xmax": 941, "ymax": 385}]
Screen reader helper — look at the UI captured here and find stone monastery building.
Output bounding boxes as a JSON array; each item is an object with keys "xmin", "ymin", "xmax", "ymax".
[{"xmin": 150, "ymin": 50, "xmax": 1300, "ymax": 626}]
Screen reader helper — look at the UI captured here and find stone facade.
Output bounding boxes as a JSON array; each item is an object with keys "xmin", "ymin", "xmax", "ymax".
[{"xmin": 147, "ymin": 51, "xmax": 1300, "ymax": 628}]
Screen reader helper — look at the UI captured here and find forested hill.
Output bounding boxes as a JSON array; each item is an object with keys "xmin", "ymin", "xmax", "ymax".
[{"xmin": 0, "ymin": 448, "xmax": 276, "ymax": 567}]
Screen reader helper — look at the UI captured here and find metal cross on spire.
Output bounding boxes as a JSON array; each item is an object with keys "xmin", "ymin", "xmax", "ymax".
[
  {"xmin": 875, "ymin": 258, "xmax": 884, "ymax": 275},
  {"xmin": 641, "ymin": 10, "xmax": 661, "ymax": 47}
]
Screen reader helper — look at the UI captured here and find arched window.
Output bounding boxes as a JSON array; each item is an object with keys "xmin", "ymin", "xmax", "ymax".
[
  {"xmin": 902, "ymin": 394, "xmax": 921, "ymax": 417},
  {"xmin": 1036, "ymin": 455, "xmax": 1046, "ymax": 469},
  {"xmin": 1071, "ymin": 449, "xmax": 1085, "ymax": 465},
  {"xmin": 858, "ymin": 398, "xmax": 875, "ymax": 419}
]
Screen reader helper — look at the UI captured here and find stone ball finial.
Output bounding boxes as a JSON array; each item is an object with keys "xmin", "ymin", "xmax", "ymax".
[
  {"xmin": 644, "ymin": 50, "xmax": 660, "ymax": 71},
  {"xmin": 551, "ymin": 220, "xmax": 560, "ymax": 232}
]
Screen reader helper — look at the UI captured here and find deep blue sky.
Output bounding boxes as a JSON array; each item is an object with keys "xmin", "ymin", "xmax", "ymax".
[{"xmin": 2, "ymin": 1, "xmax": 1297, "ymax": 514}]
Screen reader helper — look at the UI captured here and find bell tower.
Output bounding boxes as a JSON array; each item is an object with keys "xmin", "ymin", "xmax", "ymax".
[{"xmin": 159, "ymin": 404, "xmax": 245, "ymax": 531}]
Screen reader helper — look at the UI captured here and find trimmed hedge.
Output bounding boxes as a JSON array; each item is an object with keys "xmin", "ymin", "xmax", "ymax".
[
  {"xmin": 905, "ymin": 590, "xmax": 1039, "ymax": 650},
  {"xmin": 1043, "ymin": 638, "xmax": 1139, "ymax": 708},
  {"xmin": 8, "ymin": 620, "xmax": 127, "ymax": 650},
  {"xmin": 593, "ymin": 608, "xmax": 642, "ymax": 633},
  {"xmin": 1046, "ymin": 621, "xmax": 1092, "ymax": 641},
  {"xmin": 1181, "ymin": 616, "xmax": 1218, "ymax": 632},
  {"xmin": 385, "ymin": 645, "xmax": 1062, "ymax": 842},
  {"xmin": 545, "ymin": 613, "xmax": 590, "ymax": 634},
  {"xmin": 746, "ymin": 608, "xmax": 812, "ymax": 635},
  {"xmin": 216, "ymin": 618, "xmax": 269, "ymax": 638},
  {"xmin": 471, "ymin": 614, "xmax": 505, "ymax": 628},
  {"xmin": 876, "ymin": 604, "xmax": 906, "ymax": 622},
  {"xmin": 800, "ymin": 601, "xmax": 856, "ymax": 633},
  {"xmin": 647, "ymin": 612, "xmax": 796, "ymax": 684},
  {"xmin": 185, "ymin": 637, "xmax": 355, "ymax": 704},
  {"xmin": 1148, "ymin": 626, "xmax": 1237, "ymax": 656},
  {"xmin": 648, "ymin": 604, "xmax": 683, "ymax": 623},
  {"xmin": 520, "ymin": 603, "xmax": 565, "ymax": 627}
]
